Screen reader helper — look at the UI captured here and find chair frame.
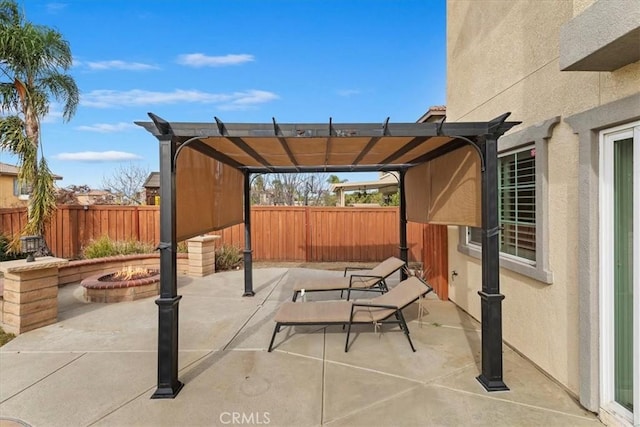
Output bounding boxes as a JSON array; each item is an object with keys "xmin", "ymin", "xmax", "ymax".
[{"xmin": 292, "ymin": 273, "xmax": 389, "ymax": 302}]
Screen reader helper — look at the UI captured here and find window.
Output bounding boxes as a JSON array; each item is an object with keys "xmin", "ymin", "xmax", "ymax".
[
  {"xmin": 468, "ymin": 147, "xmax": 536, "ymax": 262},
  {"xmin": 458, "ymin": 116, "xmax": 556, "ymax": 284},
  {"xmin": 13, "ymin": 178, "xmax": 31, "ymax": 198}
]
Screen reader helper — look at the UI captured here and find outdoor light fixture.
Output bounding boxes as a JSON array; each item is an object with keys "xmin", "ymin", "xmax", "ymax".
[{"xmin": 20, "ymin": 235, "xmax": 42, "ymax": 262}]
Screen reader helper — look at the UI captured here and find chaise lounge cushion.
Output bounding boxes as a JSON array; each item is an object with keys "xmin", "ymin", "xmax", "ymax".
[
  {"xmin": 277, "ymin": 277, "xmax": 429, "ymax": 325},
  {"xmin": 291, "ymin": 256, "xmax": 406, "ymax": 292}
]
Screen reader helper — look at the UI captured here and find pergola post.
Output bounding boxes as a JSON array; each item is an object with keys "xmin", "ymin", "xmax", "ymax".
[
  {"xmin": 243, "ymin": 171, "xmax": 255, "ymax": 297},
  {"xmin": 476, "ymin": 133, "xmax": 508, "ymax": 392},
  {"xmin": 398, "ymin": 169, "xmax": 409, "ymax": 280},
  {"xmin": 151, "ymin": 134, "xmax": 183, "ymax": 399}
]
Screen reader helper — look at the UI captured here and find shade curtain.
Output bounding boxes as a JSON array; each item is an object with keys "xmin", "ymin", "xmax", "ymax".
[
  {"xmin": 405, "ymin": 145, "xmax": 481, "ymax": 227},
  {"xmin": 176, "ymin": 147, "xmax": 244, "ymax": 241}
]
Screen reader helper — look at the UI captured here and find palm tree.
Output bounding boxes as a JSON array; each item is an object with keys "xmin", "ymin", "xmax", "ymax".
[{"xmin": 0, "ymin": 0, "xmax": 79, "ymax": 253}]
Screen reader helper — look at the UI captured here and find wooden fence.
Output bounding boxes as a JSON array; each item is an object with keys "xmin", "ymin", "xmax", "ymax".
[{"xmin": 1, "ymin": 205, "xmax": 449, "ymax": 298}]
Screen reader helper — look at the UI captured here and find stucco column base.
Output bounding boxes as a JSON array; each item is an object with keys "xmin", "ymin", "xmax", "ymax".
[
  {"xmin": 186, "ymin": 235, "xmax": 220, "ymax": 277},
  {"xmin": 0, "ymin": 256, "xmax": 68, "ymax": 335}
]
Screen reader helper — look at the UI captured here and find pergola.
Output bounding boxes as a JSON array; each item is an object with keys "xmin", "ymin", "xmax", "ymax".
[{"xmin": 136, "ymin": 112, "xmax": 520, "ymax": 399}]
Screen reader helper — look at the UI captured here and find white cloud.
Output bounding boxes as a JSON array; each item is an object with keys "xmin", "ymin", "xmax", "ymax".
[
  {"xmin": 55, "ymin": 151, "xmax": 142, "ymax": 162},
  {"xmin": 86, "ymin": 60, "xmax": 159, "ymax": 71},
  {"xmin": 75, "ymin": 122, "xmax": 137, "ymax": 133},
  {"xmin": 81, "ymin": 89, "xmax": 279, "ymax": 109},
  {"xmin": 337, "ymin": 89, "xmax": 361, "ymax": 97},
  {"xmin": 176, "ymin": 53, "xmax": 254, "ymax": 67},
  {"xmin": 41, "ymin": 104, "xmax": 64, "ymax": 123},
  {"xmin": 218, "ymin": 90, "xmax": 280, "ymax": 111},
  {"xmin": 46, "ymin": 3, "xmax": 68, "ymax": 13}
]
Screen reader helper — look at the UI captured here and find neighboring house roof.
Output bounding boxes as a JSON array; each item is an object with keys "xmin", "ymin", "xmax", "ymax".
[
  {"xmin": 144, "ymin": 172, "xmax": 159, "ymax": 188},
  {"xmin": 0, "ymin": 161, "xmax": 63, "ymax": 180},
  {"xmin": 330, "ymin": 172, "xmax": 399, "ymax": 194},
  {"xmin": 417, "ymin": 105, "xmax": 446, "ymax": 124}
]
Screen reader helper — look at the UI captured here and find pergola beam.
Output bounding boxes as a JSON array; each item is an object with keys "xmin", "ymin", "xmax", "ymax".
[
  {"xmin": 324, "ymin": 117, "xmax": 335, "ymax": 168},
  {"xmin": 138, "ymin": 120, "xmax": 518, "ymax": 139},
  {"xmin": 187, "ymin": 140, "xmax": 246, "ymax": 170},
  {"xmin": 379, "ymin": 136, "xmax": 429, "ymax": 165},
  {"xmin": 225, "ymin": 136, "xmax": 274, "ymax": 170},
  {"xmin": 273, "ymin": 118, "xmax": 300, "ymax": 170}
]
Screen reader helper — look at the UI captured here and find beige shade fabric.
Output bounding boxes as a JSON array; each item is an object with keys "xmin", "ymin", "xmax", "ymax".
[
  {"xmin": 176, "ymin": 147, "xmax": 244, "ymax": 241},
  {"xmin": 405, "ymin": 145, "xmax": 481, "ymax": 227}
]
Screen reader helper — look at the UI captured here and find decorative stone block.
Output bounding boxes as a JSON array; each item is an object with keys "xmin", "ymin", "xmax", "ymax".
[
  {"xmin": 0, "ymin": 256, "xmax": 68, "ymax": 335},
  {"xmin": 187, "ymin": 235, "xmax": 220, "ymax": 277}
]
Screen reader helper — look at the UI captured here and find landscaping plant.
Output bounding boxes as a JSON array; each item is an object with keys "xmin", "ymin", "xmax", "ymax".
[
  {"xmin": 82, "ymin": 236, "xmax": 155, "ymax": 259},
  {"xmin": 215, "ymin": 243, "xmax": 243, "ymax": 271}
]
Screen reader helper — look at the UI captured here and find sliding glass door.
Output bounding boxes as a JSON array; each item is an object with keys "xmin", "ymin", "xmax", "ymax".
[{"xmin": 600, "ymin": 122, "xmax": 639, "ymax": 426}]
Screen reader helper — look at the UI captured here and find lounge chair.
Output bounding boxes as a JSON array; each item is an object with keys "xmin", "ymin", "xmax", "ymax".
[
  {"xmin": 291, "ymin": 256, "xmax": 406, "ymax": 302},
  {"xmin": 269, "ymin": 276, "xmax": 433, "ymax": 352}
]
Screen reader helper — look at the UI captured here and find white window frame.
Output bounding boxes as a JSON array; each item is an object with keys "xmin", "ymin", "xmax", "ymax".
[
  {"xmin": 458, "ymin": 117, "xmax": 556, "ymax": 284},
  {"xmin": 599, "ymin": 121, "xmax": 639, "ymax": 427},
  {"xmin": 13, "ymin": 177, "xmax": 31, "ymax": 200}
]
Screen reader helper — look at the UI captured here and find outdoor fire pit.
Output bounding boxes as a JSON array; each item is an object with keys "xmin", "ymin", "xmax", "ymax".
[{"xmin": 81, "ymin": 266, "xmax": 160, "ymax": 303}]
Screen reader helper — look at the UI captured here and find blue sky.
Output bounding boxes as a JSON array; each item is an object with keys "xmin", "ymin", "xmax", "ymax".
[{"xmin": 1, "ymin": 0, "xmax": 447, "ymax": 188}]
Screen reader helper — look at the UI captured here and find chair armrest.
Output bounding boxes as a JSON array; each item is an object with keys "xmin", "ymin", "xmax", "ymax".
[{"xmin": 344, "ymin": 266, "xmax": 372, "ymax": 276}]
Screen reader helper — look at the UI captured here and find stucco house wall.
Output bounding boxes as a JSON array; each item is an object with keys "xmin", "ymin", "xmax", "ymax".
[
  {"xmin": 0, "ymin": 175, "xmax": 22, "ymax": 208},
  {"xmin": 446, "ymin": 0, "xmax": 639, "ymax": 409}
]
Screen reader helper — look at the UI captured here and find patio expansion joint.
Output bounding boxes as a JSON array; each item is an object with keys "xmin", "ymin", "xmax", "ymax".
[
  {"xmin": 0, "ymin": 351, "xmax": 87, "ymax": 404},
  {"xmin": 429, "ymin": 383, "xmax": 601, "ymax": 423},
  {"xmin": 320, "ymin": 329, "xmax": 327, "ymax": 425},
  {"xmin": 322, "ymin": 384, "xmax": 423, "ymax": 426},
  {"xmin": 85, "ymin": 384, "xmax": 156, "ymax": 427},
  {"xmin": 409, "ymin": 320, "xmax": 480, "ymax": 333},
  {"xmin": 272, "ymin": 347, "xmax": 423, "ymax": 385}
]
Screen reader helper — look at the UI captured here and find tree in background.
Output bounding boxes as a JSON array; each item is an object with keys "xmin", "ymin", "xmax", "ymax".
[
  {"xmin": 250, "ymin": 173, "xmax": 334, "ymax": 206},
  {"xmin": 0, "ymin": 0, "xmax": 79, "ymax": 253},
  {"xmin": 344, "ymin": 189, "xmax": 399, "ymax": 206},
  {"xmin": 102, "ymin": 163, "xmax": 149, "ymax": 205}
]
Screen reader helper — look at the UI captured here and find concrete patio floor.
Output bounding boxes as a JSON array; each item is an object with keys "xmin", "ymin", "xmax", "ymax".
[{"xmin": 0, "ymin": 267, "xmax": 600, "ymax": 426}]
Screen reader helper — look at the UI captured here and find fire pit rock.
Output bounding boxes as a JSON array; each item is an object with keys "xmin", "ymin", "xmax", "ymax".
[{"xmin": 81, "ymin": 268, "xmax": 160, "ymax": 303}]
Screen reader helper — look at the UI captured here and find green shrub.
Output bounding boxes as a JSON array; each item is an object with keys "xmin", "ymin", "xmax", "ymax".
[
  {"xmin": 0, "ymin": 327, "xmax": 16, "ymax": 347},
  {"xmin": 177, "ymin": 240, "xmax": 188, "ymax": 253},
  {"xmin": 0, "ymin": 234, "xmax": 26, "ymax": 262},
  {"xmin": 215, "ymin": 244, "xmax": 243, "ymax": 271},
  {"xmin": 82, "ymin": 236, "xmax": 155, "ymax": 259}
]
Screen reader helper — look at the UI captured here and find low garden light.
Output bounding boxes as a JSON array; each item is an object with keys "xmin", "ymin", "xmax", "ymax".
[{"xmin": 20, "ymin": 235, "xmax": 42, "ymax": 262}]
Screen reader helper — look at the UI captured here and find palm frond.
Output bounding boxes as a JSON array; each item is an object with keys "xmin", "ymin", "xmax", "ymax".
[
  {"xmin": 22, "ymin": 156, "xmax": 56, "ymax": 237},
  {"xmin": 38, "ymin": 72, "xmax": 78, "ymax": 121},
  {"xmin": 0, "ymin": 81, "xmax": 20, "ymax": 112},
  {"xmin": 0, "ymin": 0, "xmax": 21, "ymax": 27}
]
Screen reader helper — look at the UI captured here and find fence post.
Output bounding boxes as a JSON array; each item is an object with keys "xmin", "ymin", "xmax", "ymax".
[
  {"xmin": 134, "ymin": 206, "xmax": 140, "ymax": 241},
  {"xmin": 305, "ymin": 207, "xmax": 311, "ymax": 262}
]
